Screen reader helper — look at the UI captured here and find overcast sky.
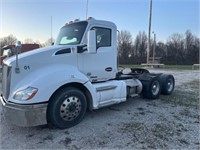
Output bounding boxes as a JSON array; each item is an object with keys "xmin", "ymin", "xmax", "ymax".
[{"xmin": 0, "ymin": 0, "xmax": 199, "ymax": 43}]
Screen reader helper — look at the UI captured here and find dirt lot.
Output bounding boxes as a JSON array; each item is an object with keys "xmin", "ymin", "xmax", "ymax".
[{"xmin": 0, "ymin": 69, "xmax": 199, "ymax": 149}]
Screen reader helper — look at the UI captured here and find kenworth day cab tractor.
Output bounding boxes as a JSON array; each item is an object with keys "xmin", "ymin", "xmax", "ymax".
[{"xmin": 0, "ymin": 18, "xmax": 175, "ymax": 129}]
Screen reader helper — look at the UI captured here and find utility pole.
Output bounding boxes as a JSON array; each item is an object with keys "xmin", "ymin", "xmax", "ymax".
[
  {"xmin": 147, "ymin": 0, "xmax": 152, "ymax": 64},
  {"xmin": 152, "ymin": 32, "xmax": 156, "ymax": 64}
]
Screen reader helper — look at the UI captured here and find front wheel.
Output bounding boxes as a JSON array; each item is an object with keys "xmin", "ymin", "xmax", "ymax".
[{"xmin": 47, "ymin": 87, "xmax": 87, "ymax": 129}]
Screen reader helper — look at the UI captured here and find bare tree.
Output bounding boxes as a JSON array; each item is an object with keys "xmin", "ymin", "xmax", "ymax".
[
  {"xmin": 134, "ymin": 30, "xmax": 199, "ymax": 65},
  {"xmin": 35, "ymin": 40, "xmax": 44, "ymax": 48},
  {"xmin": 44, "ymin": 38, "xmax": 55, "ymax": 47},
  {"xmin": 155, "ymin": 41, "xmax": 167, "ymax": 63},
  {"xmin": 184, "ymin": 30, "xmax": 199, "ymax": 64},
  {"xmin": 193, "ymin": 37, "xmax": 200, "ymax": 64},
  {"xmin": 184, "ymin": 30, "xmax": 194, "ymax": 50},
  {"xmin": 134, "ymin": 31, "xmax": 147, "ymax": 58},
  {"xmin": 155, "ymin": 42, "xmax": 166, "ymax": 57},
  {"xmin": 24, "ymin": 38, "xmax": 34, "ymax": 44},
  {"xmin": 0, "ymin": 35, "xmax": 17, "ymax": 48},
  {"xmin": 117, "ymin": 30, "xmax": 133, "ymax": 64},
  {"xmin": 118, "ymin": 30, "xmax": 132, "ymax": 45},
  {"xmin": 166, "ymin": 33, "xmax": 185, "ymax": 64}
]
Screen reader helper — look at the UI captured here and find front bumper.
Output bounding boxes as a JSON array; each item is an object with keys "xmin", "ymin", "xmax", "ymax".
[{"xmin": 0, "ymin": 95, "xmax": 48, "ymax": 127}]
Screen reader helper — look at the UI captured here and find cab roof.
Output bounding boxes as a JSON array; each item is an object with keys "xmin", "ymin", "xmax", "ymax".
[{"xmin": 63, "ymin": 17, "xmax": 117, "ymax": 29}]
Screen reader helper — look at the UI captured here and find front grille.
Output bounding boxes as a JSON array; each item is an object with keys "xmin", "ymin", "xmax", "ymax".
[{"xmin": 2, "ymin": 64, "xmax": 11, "ymax": 100}]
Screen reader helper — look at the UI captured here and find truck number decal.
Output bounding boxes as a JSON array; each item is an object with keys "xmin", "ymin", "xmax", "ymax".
[{"xmin": 24, "ymin": 66, "xmax": 30, "ymax": 70}]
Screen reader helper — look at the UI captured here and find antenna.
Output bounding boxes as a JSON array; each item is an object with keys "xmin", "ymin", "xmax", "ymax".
[
  {"xmin": 86, "ymin": 0, "xmax": 89, "ymax": 19},
  {"xmin": 51, "ymin": 16, "xmax": 53, "ymax": 44}
]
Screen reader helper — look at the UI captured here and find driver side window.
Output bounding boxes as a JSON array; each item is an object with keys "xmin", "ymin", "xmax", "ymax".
[{"xmin": 91, "ymin": 27, "xmax": 111, "ymax": 48}]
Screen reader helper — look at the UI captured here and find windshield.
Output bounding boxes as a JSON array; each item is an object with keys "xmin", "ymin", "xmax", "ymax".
[{"xmin": 55, "ymin": 21, "xmax": 88, "ymax": 45}]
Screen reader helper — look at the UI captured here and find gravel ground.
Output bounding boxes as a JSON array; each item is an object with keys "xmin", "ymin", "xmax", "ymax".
[{"xmin": 0, "ymin": 69, "xmax": 199, "ymax": 149}]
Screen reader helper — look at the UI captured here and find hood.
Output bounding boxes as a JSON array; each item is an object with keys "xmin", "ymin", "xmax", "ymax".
[{"xmin": 4, "ymin": 45, "xmax": 73, "ymax": 66}]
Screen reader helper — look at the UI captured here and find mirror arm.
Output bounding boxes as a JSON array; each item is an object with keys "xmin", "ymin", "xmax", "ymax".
[{"xmin": 15, "ymin": 41, "xmax": 21, "ymax": 73}]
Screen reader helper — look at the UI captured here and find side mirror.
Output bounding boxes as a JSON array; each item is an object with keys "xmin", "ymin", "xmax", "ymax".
[
  {"xmin": 15, "ymin": 41, "xmax": 22, "ymax": 47},
  {"xmin": 87, "ymin": 30, "xmax": 96, "ymax": 54}
]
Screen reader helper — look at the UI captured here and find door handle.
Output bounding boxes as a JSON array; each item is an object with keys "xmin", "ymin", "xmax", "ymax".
[{"xmin": 105, "ymin": 67, "xmax": 112, "ymax": 72}]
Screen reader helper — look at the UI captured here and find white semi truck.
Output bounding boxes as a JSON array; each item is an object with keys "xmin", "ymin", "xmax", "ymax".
[{"xmin": 0, "ymin": 18, "xmax": 175, "ymax": 129}]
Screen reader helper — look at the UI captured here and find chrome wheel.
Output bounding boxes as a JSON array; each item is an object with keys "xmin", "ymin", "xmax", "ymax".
[
  {"xmin": 167, "ymin": 78, "xmax": 174, "ymax": 92},
  {"xmin": 152, "ymin": 80, "xmax": 160, "ymax": 96},
  {"xmin": 47, "ymin": 87, "xmax": 87, "ymax": 129},
  {"xmin": 60, "ymin": 96, "xmax": 82, "ymax": 121}
]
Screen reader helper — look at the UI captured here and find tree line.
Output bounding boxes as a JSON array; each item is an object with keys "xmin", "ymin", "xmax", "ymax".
[
  {"xmin": 0, "ymin": 35, "xmax": 54, "ymax": 48},
  {"xmin": 118, "ymin": 30, "xmax": 199, "ymax": 65},
  {"xmin": 0, "ymin": 30, "xmax": 199, "ymax": 65}
]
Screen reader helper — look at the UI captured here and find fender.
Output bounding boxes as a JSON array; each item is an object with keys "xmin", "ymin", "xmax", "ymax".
[{"xmin": 9, "ymin": 64, "xmax": 94, "ymax": 104}]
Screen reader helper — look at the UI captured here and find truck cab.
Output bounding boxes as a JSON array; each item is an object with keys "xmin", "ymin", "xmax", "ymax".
[
  {"xmin": 55, "ymin": 19, "xmax": 117, "ymax": 82},
  {"xmin": 0, "ymin": 18, "xmax": 175, "ymax": 129}
]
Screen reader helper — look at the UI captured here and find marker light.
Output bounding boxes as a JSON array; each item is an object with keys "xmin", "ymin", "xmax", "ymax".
[
  {"xmin": 74, "ymin": 19, "xmax": 80, "ymax": 22},
  {"xmin": 87, "ymin": 17, "xmax": 93, "ymax": 20}
]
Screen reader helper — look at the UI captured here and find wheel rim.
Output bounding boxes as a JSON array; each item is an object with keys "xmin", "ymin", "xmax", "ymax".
[
  {"xmin": 152, "ymin": 80, "xmax": 160, "ymax": 96},
  {"xmin": 167, "ymin": 78, "xmax": 174, "ymax": 92},
  {"xmin": 60, "ymin": 96, "xmax": 82, "ymax": 121}
]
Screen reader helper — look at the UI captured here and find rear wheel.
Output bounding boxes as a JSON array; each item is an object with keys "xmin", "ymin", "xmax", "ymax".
[
  {"xmin": 141, "ymin": 77, "xmax": 161, "ymax": 99},
  {"xmin": 160, "ymin": 74, "xmax": 175, "ymax": 95},
  {"xmin": 47, "ymin": 87, "xmax": 87, "ymax": 129}
]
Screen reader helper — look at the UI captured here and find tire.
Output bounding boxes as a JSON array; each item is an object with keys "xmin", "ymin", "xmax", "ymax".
[
  {"xmin": 47, "ymin": 87, "xmax": 87, "ymax": 129},
  {"xmin": 160, "ymin": 74, "xmax": 175, "ymax": 95},
  {"xmin": 141, "ymin": 77, "xmax": 161, "ymax": 100}
]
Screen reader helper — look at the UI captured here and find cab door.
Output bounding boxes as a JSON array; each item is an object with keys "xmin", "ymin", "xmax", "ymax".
[{"xmin": 78, "ymin": 26, "xmax": 117, "ymax": 82}]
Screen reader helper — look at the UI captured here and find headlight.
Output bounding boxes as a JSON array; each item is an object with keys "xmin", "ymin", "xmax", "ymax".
[{"xmin": 13, "ymin": 87, "xmax": 38, "ymax": 100}]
